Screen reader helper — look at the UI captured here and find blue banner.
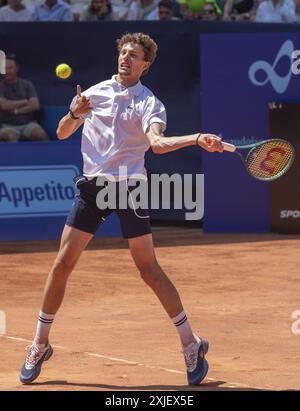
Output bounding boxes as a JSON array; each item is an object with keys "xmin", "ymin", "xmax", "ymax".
[
  {"xmin": 0, "ymin": 141, "xmax": 121, "ymax": 241},
  {"xmin": 200, "ymin": 33, "xmax": 300, "ymax": 232},
  {"xmin": 0, "ymin": 165, "xmax": 78, "ymax": 218}
]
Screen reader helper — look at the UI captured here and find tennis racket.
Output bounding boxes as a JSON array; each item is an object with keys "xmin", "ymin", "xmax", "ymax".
[{"xmin": 222, "ymin": 138, "xmax": 295, "ymax": 181}]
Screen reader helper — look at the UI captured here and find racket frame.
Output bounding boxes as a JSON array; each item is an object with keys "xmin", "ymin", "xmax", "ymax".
[{"xmin": 222, "ymin": 138, "xmax": 295, "ymax": 182}]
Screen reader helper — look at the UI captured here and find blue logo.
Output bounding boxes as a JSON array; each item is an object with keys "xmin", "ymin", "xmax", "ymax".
[
  {"xmin": 248, "ymin": 40, "xmax": 294, "ymax": 94},
  {"xmin": 0, "ymin": 165, "xmax": 79, "ymax": 218}
]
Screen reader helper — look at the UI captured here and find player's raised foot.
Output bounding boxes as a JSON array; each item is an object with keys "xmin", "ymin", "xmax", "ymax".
[
  {"xmin": 183, "ymin": 337, "xmax": 209, "ymax": 386},
  {"xmin": 19, "ymin": 343, "xmax": 53, "ymax": 384}
]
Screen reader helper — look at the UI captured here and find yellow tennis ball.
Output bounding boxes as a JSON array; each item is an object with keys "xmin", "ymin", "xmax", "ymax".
[{"xmin": 55, "ymin": 63, "xmax": 72, "ymax": 79}]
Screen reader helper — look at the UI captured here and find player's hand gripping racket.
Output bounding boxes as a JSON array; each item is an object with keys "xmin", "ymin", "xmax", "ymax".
[{"xmin": 222, "ymin": 138, "xmax": 295, "ymax": 181}]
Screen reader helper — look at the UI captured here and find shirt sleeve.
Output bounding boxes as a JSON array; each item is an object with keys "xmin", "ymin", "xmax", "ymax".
[
  {"xmin": 31, "ymin": 7, "xmax": 39, "ymax": 21},
  {"xmin": 255, "ymin": 3, "xmax": 264, "ymax": 22},
  {"xmin": 62, "ymin": 8, "xmax": 75, "ymax": 21},
  {"xmin": 25, "ymin": 81, "xmax": 38, "ymax": 99},
  {"xmin": 281, "ymin": 0, "xmax": 296, "ymax": 22},
  {"xmin": 127, "ymin": 2, "xmax": 139, "ymax": 20},
  {"xmin": 142, "ymin": 96, "xmax": 167, "ymax": 134}
]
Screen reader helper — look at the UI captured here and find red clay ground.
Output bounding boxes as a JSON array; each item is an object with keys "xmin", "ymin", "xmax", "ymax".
[{"xmin": 1, "ymin": 227, "xmax": 300, "ymax": 391}]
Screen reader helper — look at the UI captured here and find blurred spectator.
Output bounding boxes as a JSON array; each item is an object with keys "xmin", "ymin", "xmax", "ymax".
[
  {"xmin": 295, "ymin": 0, "xmax": 300, "ymax": 22},
  {"xmin": 64, "ymin": 0, "xmax": 88, "ymax": 20},
  {"xmin": 177, "ymin": 0, "xmax": 205, "ymax": 19},
  {"xmin": 255, "ymin": 0, "xmax": 296, "ymax": 22},
  {"xmin": 0, "ymin": 0, "xmax": 32, "ymax": 21},
  {"xmin": 22, "ymin": 0, "xmax": 43, "ymax": 11},
  {"xmin": 201, "ymin": 0, "xmax": 221, "ymax": 19},
  {"xmin": 31, "ymin": 0, "xmax": 74, "ymax": 21},
  {"xmin": 110, "ymin": 0, "xmax": 133, "ymax": 19},
  {"xmin": 0, "ymin": 55, "xmax": 48, "ymax": 142},
  {"xmin": 127, "ymin": 0, "xmax": 160, "ymax": 20},
  {"xmin": 171, "ymin": 0, "xmax": 183, "ymax": 17},
  {"xmin": 80, "ymin": 0, "xmax": 119, "ymax": 20},
  {"xmin": 158, "ymin": 0, "xmax": 181, "ymax": 18},
  {"xmin": 223, "ymin": 0, "xmax": 254, "ymax": 20}
]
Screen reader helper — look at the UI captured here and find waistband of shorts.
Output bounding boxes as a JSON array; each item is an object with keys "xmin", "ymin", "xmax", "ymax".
[{"xmin": 84, "ymin": 175, "xmax": 148, "ymax": 183}]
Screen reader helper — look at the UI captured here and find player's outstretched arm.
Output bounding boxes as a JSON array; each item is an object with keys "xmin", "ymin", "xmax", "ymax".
[
  {"xmin": 56, "ymin": 85, "xmax": 91, "ymax": 140},
  {"xmin": 146, "ymin": 123, "xmax": 224, "ymax": 154}
]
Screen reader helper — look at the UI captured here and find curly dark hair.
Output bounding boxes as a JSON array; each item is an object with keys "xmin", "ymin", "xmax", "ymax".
[{"xmin": 117, "ymin": 32, "xmax": 158, "ymax": 64}]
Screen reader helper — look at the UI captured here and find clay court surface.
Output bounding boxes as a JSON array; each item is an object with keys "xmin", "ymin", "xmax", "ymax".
[{"xmin": 1, "ymin": 227, "xmax": 300, "ymax": 391}]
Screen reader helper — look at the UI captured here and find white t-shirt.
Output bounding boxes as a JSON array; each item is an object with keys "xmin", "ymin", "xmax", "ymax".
[
  {"xmin": 255, "ymin": 0, "xmax": 296, "ymax": 23},
  {"xmin": 70, "ymin": 75, "xmax": 166, "ymax": 179},
  {"xmin": 0, "ymin": 5, "xmax": 32, "ymax": 21},
  {"xmin": 127, "ymin": 0, "xmax": 159, "ymax": 20},
  {"xmin": 110, "ymin": 0, "xmax": 132, "ymax": 19},
  {"xmin": 21, "ymin": 0, "xmax": 43, "ymax": 12},
  {"xmin": 67, "ymin": 0, "xmax": 88, "ymax": 14}
]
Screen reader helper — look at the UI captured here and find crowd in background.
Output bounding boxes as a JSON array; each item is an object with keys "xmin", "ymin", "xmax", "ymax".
[
  {"xmin": 0, "ymin": 0, "xmax": 299, "ymax": 23},
  {"xmin": 1, "ymin": 0, "xmax": 299, "ymax": 143}
]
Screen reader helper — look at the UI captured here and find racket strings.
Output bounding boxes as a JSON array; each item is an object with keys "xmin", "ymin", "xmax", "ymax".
[{"xmin": 246, "ymin": 141, "xmax": 294, "ymax": 180}]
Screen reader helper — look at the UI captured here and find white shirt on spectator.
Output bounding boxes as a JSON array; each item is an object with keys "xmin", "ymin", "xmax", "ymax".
[
  {"xmin": 0, "ymin": 4, "xmax": 32, "ymax": 21},
  {"xmin": 127, "ymin": 0, "xmax": 159, "ymax": 20},
  {"xmin": 255, "ymin": 0, "xmax": 296, "ymax": 22},
  {"xmin": 67, "ymin": 0, "xmax": 88, "ymax": 15},
  {"xmin": 70, "ymin": 75, "xmax": 166, "ymax": 179},
  {"xmin": 111, "ymin": 0, "xmax": 133, "ymax": 19},
  {"xmin": 22, "ymin": 0, "xmax": 43, "ymax": 12}
]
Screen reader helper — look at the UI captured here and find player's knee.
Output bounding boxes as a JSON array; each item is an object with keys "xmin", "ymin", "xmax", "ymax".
[
  {"xmin": 139, "ymin": 262, "xmax": 162, "ymax": 287},
  {"xmin": 52, "ymin": 258, "xmax": 76, "ymax": 280}
]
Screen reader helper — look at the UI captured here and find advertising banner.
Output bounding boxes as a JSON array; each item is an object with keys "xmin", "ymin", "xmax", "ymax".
[
  {"xmin": 200, "ymin": 33, "xmax": 300, "ymax": 232},
  {"xmin": 0, "ymin": 142, "xmax": 121, "ymax": 241},
  {"xmin": 269, "ymin": 103, "xmax": 300, "ymax": 233}
]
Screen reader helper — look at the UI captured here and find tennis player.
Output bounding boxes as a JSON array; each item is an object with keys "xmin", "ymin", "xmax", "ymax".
[{"xmin": 19, "ymin": 32, "xmax": 223, "ymax": 385}]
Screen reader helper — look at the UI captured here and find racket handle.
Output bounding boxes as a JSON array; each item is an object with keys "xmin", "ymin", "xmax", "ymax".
[{"xmin": 222, "ymin": 142, "xmax": 236, "ymax": 152}]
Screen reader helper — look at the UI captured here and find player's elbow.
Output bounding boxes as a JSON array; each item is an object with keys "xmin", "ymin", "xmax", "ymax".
[
  {"xmin": 56, "ymin": 116, "xmax": 73, "ymax": 140},
  {"xmin": 56, "ymin": 131, "xmax": 63, "ymax": 140},
  {"xmin": 56, "ymin": 130, "xmax": 69, "ymax": 140},
  {"xmin": 151, "ymin": 144, "xmax": 163, "ymax": 154},
  {"xmin": 150, "ymin": 137, "xmax": 164, "ymax": 154},
  {"xmin": 56, "ymin": 125, "xmax": 69, "ymax": 140}
]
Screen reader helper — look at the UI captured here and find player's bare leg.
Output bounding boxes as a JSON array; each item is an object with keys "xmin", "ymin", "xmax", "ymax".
[
  {"xmin": 20, "ymin": 225, "xmax": 93, "ymax": 384},
  {"xmin": 38, "ymin": 225, "xmax": 93, "ymax": 330},
  {"xmin": 128, "ymin": 233, "xmax": 184, "ymax": 319},
  {"xmin": 128, "ymin": 233, "xmax": 209, "ymax": 385},
  {"xmin": 128, "ymin": 233, "xmax": 195, "ymax": 338}
]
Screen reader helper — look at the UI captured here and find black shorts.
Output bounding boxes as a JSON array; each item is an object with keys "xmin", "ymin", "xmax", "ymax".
[{"xmin": 66, "ymin": 176, "xmax": 151, "ymax": 239}]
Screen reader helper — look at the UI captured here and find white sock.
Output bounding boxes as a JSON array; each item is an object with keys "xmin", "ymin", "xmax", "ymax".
[
  {"xmin": 171, "ymin": 311, "xmax": 200, "ymax": 348},
  {"xmin": 34, "ymin": 310, "xmax": 55, "ymax": 345}
]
